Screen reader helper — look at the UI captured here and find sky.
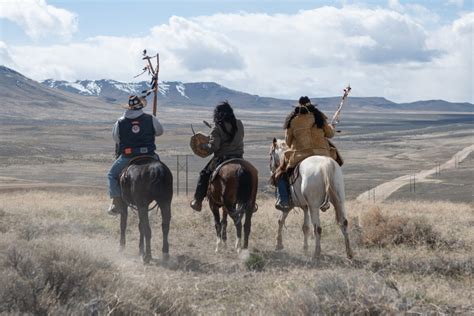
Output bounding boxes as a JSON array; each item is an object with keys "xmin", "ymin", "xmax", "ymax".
[{"xmin": 0, "ymin": 0, "xmax": 472, "ymax": 103}]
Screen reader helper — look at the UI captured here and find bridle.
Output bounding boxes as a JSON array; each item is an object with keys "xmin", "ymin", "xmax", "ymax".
[{"xmin": 269, "ymin": 145, "xmax": 282, "ymax": 177}]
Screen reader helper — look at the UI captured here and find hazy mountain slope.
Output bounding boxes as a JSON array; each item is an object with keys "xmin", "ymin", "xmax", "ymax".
[{"xmin": 0, "ymin": 66, "xmax": 117, "ymax": 121}]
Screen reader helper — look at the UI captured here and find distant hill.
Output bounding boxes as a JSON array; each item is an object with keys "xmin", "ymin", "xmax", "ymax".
[
  {"xmin": 0, "ymin": 66, "xmax": 116, "ymax": 121},
  {"xmin": 0, "ymin": 66, "xmax": 471, "ymax": 115},
  {"xmin": 42, "ymin": 77, "xmax": 473, "ymax": 112}
]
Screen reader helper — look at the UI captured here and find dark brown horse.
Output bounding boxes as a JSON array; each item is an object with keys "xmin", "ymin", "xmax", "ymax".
[
  {"xmin": 118, "ymin": 156, "xmax": 173, "ymax": 264},
  {"xmin": 207, "ymin": 159, "xmax": 258, "ymax": 253}
]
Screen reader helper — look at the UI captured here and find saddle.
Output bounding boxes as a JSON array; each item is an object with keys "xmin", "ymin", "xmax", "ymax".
[
  {"xmin": 127, "ymin": 155, "xmax": 159, "ymax": 166},
  {"xmin": 210, "ymin": 158, "xmax": 246, "ymax": 183},
  {"xmin": 121, "ymin": 155, "xmax": 160, "ymax": 177}
]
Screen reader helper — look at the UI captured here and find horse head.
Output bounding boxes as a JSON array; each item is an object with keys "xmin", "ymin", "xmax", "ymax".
[{"xmin": 269, "ymin": 137, "xmax": 287, "ymax": 175}]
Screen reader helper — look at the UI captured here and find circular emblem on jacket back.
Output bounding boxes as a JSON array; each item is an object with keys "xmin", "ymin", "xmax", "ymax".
[{"xmin": 131, "ymin": 125, "xmax": 140, "ymax": 134}]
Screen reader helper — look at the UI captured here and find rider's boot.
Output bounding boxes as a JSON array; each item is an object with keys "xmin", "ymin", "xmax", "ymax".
[
  {"xmin": 190, "ymin": 199, "xmax": 203, "ymax": 212},
  {"xmin": 191, "ymin": 169, "xmax": 211, "ymax": 212},
  {"xmin": 275, "ymin": 176, "xmax": 291, "ymax": 212},
  {"xmin": 107, "ymin": 197, "xmax": 124, "ymax": 215}
]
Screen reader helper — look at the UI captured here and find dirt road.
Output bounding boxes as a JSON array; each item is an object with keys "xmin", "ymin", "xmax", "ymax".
[{"xmin": 356, "ymin": 144, "xmax": 474, "ymax": 202}]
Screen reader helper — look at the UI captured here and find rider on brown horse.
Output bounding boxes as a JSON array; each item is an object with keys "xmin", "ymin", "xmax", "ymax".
[
  {"xmin": 275, "ymin": 96, "xmax": 339, "ymax": 211},
  {"xmin": 190, "ymin": 101, "xmax": 244, "ymax": 212},
  {"xmin": 107, "ymin": 95, "xmax": 164, "ymax": 215}
]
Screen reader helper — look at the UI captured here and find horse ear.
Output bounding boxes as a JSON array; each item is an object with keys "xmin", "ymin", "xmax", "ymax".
[{"xmin": 272, "ymin": 137, "xmax": 277, "ymax": 145}]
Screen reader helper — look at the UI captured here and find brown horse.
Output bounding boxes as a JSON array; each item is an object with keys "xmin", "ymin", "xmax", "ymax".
[
  {"xmin": 118, "ymin": 156, "xmax": 173, "ymax": 264},
  {"xmin": 207, "ymin": 159, "xmax": 258, "ymax": 253}
]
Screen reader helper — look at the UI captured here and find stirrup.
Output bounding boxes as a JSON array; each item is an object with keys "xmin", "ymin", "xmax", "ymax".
[{"xmin": 320, "ymin": 201, "xmax": 330, "ymax": 212}]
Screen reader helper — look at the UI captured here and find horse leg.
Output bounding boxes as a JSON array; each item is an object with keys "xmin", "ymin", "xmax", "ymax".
[
  {"xmin": 334, "ymin": 202, "xmax": 353, "ymax": 260},
  {"xmin": 210, "ymin": 204, "xmax": 223, "ymax": 253},
  {"xmin": 160, "ymin": 202, "xmax": 171, "ymax": 261},
  {"xmin": 302, "ymin": 207, "xmax": 311, "ymax": 254},
  {"xmin": 119, "ymin": 206, "xmax": 128, "ymax": 251},
  {"xmin": 220, "ymin": 210, "xmax": 228, "ymax": 248},
  {"xmin": 309, "ymin": 206, "xmax": 322, "ymax": 261},
  {"xmin": 138, "ymin": 208, "xmax": 152, "ymax": 264},
  {"xmin": 276, "ymin": 211, "xmax": 289, "ymax": 250},
  {"xmin": 138, "ymin": 212, "xmax": 144, "ymax": 258},
  {"xmin": 243, "ymin": 210, "xmax": 252, "ymax": 249},
  {"xmin": 232, "ymin": 208, "xmax": 243, "ymax": 253}
]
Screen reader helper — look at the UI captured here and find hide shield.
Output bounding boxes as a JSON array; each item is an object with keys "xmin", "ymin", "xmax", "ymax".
[{"xmin": 190, "ymin": 132, "xmax": 211, "ymax": 158}]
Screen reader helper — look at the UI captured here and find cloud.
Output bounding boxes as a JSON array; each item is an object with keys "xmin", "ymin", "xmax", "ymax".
[
  {"xmin": 0, "ymin": 41, "xmax": 15, "ymax": 66},
  {"xmin": 4, "ymin": 5, "xmax": 473, "ymax": 103},
  {"xmin": 151, "ymin": 16, "xmax": 244, "ymax": 71},
  {"xmin": 0, "ymin": 0, "xmax": 78, "ymax": 39},
  {"xmin": 446, "ymin": 0, "xmax": 464, "ymax": 8}
]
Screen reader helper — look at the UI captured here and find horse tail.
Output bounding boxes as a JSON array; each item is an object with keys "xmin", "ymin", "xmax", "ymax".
[{"xmin": 236, "ymin": 166, "xmax": 253, "ymax": 214}]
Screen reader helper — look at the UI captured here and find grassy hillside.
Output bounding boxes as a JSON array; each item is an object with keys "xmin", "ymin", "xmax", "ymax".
[{"xmin": 0, "ymin": 190, "xmax": 472, "ymax": 314}]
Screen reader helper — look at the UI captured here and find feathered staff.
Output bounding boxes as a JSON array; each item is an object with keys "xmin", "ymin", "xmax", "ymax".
[
  {"xmin": 135, "ymin": 49, "xmax": 160, "ymax": 116},
  {"xmin": 331, "ymin": 85, "xmax": 351, "ymax": 126}
]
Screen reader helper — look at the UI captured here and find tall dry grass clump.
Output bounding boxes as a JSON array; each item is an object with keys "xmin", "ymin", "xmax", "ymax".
[
  {"xmin": 359, "ymin": 206, "xmax": 439, "ymax": 248},
  {"xmin": 273, "ymin": 270, "xmax": 404, "ymax": 315}
]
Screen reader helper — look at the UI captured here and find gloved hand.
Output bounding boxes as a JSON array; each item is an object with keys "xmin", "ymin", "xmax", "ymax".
[{"xmin": 200, "ymin": 143, "xmax": 211, "ymax": 150}]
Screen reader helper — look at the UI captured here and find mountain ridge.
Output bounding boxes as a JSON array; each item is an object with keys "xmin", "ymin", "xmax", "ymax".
[
  {"xmin": 0, "ymin": 66, "xmax": 472, "ymax": 113},
  {"xmin": 41, "ymin": 76, "xmax": 472, "ymax": 112}
]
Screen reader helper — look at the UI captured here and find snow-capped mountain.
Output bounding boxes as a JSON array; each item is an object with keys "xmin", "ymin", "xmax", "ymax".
[
  {"xmin": 41, "ymin": 78, "xmax": 302, "ymax": 108},
  {"xmin": 12, "ymin": 71, "xmax": 471, "ymax": 112}
]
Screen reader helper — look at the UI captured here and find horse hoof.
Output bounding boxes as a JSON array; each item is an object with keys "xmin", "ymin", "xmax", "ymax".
[
  {"xmin": 234, "ymin": 239, "xmax": 241, "ymax": 250},
  {"xmin": 142, "ymin": 255, "xmax": 152, "ymax": 264},
  {"xmin": 275, "ymin": 244, "xmax": 284, "ymax": 251},
  {"xmin": 312, "ymin": 255, "xmax": 322, "ymax": 265},
  {"xmin": 162, "ymin": 253, "xmax": 170, "ymax": 262}
]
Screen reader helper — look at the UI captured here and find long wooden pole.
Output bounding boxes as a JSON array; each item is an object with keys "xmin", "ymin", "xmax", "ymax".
[
  {"xmin": 142, "ymin": 53, "xmax": 159, "ymax": 116},
  {"xmin": 331, "ymin": 85, "xmax": 351, "ymax": 125}
]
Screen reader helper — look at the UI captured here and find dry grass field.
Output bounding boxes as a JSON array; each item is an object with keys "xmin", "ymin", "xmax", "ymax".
[
  {"xmin": 0, "ymin": 106, "xmax": 473, "ymax": 314},
  {"xmin": 0, "ymin": 189, "xmax": 473, "ymax": 314}
]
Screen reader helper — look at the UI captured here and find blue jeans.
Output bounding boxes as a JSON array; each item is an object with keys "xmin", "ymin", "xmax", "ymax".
[
  {"xmin": 107, "ymin": 153, "xmax": 160, "ymax": 198},
  {"xmin": 277, "ymin": 176, "xmax": 289, "ymax": 204}
]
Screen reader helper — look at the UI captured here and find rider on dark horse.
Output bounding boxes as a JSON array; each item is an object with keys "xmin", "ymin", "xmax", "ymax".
[
  {"xmin": 107, "ymin": 95, "xmax": 164, "ymax": 215},
  {"xmin": 275, "ymin": 96, "xmax": 339, "ymax": 211},
  {"xmin": 190, "ymin": 101, "xmax": 244, "ymax": 212}
]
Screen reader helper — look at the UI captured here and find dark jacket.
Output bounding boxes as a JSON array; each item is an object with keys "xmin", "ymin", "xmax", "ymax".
[{"xmin": 208, "ymin": 119, "xmax": 244, "ymax": 158}]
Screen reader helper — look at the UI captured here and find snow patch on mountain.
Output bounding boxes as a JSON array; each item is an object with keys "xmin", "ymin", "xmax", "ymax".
[
  {"xmin": 176, "ymin": 83, "xmax": 189, "ymax": 99},
  {"xmin": 69, "ymin": 82, "xmax": 93, "ymax": 95},
  {"xmin": 85, "ymin": 81, "xmax": 101, "ymax": 95},
  {"xmin": 158, "ymin": 82, "xmax": 170, "ymax": 96},
  {"xmin": 113, "ymin": 82, "xmax": 143, "ymax": 94}
]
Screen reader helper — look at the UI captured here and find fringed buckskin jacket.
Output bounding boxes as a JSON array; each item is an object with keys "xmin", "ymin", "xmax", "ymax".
[{"xmin": 283, "ymin": 112, "xmax": 335, "ymax": 169}]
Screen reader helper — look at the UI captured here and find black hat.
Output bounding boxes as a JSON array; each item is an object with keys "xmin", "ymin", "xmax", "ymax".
[
  {"xmin": 124, "ymin": 95, "xmax": 147, "ymax": 110},
  {"xmin": 298, "ymin": 96, "xmax": 312, "ymax": 106}
]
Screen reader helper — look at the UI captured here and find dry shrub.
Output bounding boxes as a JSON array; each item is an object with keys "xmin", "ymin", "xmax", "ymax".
[
  {"xmin": 371, "ymin": 254, "xmax": 473, "ymax": 278},
  {"xmin": 0, "ymin": 243, "xmax": 111, "ymax": 314},
  {"xmin": 360, "ymin": 206, "xmax": 439, "ymax": 248},
  {"xmin": 274, "ymin": 270, "xmax": 406, "ymax": 315},
  {"xmin": 0, "ymin": 240, "xmax": 192, "ymax": 315}
]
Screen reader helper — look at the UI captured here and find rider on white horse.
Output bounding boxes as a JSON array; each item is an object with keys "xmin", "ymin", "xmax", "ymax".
[{"xmin": 275, "ymin": 96, "xmax": 337, "ymax": 211}]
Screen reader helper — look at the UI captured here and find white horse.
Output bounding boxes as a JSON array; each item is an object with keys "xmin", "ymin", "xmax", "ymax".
[{"xmin": 269, "ymin": 138, "xmax": 353, "ymax": 260}]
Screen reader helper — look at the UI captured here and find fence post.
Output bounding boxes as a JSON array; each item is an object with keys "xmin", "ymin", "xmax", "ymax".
[
  {"xmin": 185, "ymin": 155, "xmax": 189, "ymax": 196},
  {"xmin": 175, "ymin": 154, "xmax": 190, "ymax": 196},
  {"xmin": 176, "ymin": 155, "xmax": 180, "ymax": 196}
]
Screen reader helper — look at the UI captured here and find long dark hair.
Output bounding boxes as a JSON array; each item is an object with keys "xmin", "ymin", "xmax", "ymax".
[
  {"xmin": 213, "ymin": 101, "xmax": 238, "ymax": 142},
  {"xmin": 284, "ymin": 96, "xmax": 325, "ymax": 129}
]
